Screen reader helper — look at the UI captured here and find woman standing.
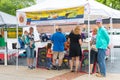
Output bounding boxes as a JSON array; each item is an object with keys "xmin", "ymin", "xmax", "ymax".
[
  {"xmin": 23, "ymin": 27, "xmax": 35, "ymax": 69},
  {"xmin": 90, "ymin": 27, "xmax": 98, "ymax": 74},
  {"xmin": 68, "ymin": 26, "xmax": 82, "ymax": 72}
]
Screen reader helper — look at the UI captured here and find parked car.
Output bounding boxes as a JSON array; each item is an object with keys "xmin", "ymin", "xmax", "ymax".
[{"xmin": 40, "ymin": 33, "xmax": 52, "ymax": 42}]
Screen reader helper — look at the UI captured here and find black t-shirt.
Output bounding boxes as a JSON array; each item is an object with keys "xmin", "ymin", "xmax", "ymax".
[
  {"xmin": 68, "ymin": 32, "xmax": 81, "ymax": 45},
  {"xmin": 68, "ymin": 32, "xmax": 82, "ymax": 58}
]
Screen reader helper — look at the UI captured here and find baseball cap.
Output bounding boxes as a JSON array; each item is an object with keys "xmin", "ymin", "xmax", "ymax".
[{"xmin": 96, "ymin": 18, "xmax": 102, "ymax": 23}]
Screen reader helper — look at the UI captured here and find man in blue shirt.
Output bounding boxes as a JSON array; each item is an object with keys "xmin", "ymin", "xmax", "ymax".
[
  {"xmin": 51, "ymin": 28, "xmax": 66, "ymax": 70},
  {"xmin": 96, "ymin": 18, "xmax": 110, "ymax": 77}
]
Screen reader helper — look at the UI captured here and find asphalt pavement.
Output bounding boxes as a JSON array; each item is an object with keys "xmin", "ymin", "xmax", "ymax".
[{"xmin": 0, "ymin": 42, "xmax": 120, "ymax": 80}]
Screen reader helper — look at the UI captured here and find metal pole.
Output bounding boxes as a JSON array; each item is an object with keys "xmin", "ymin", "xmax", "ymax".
[
  {"xmin": 88, "ymin": 14, "xmax": 91, "ymax": 76},
  {"xmin": 109, "ymin": 3, "xmax": 114, "ymax": 63},
  {"xmin": 4, "ymin": 27, "xmax": 8, "ymax": 66},
  {"xmin": 86, "ymin": 0, "xmax": 91, "ymax": 76},
  {"xmin": 16, "ymin": 11, "xmax": 19, "ymax": 69},
  {"xmin": 16, "ymin": 24, "xmax": 19, "ymax": 69},
  {"xmin": 110, "ymin": 17, "xmax": 114, "ymax": 63}
]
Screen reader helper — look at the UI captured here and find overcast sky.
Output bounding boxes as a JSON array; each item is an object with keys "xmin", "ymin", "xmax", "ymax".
[{"xmin": 36, "ymin": 0, "xmax": 47, "ymax": 4}]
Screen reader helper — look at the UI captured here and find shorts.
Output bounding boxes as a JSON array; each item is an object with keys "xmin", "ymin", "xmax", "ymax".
[
  {"xmin": 53, "ymin": 51, "xmax": 64, "ymax": 60},
  {"xmin": 26, "ymin": 46, "xmax": 34, "ymax": 58}
]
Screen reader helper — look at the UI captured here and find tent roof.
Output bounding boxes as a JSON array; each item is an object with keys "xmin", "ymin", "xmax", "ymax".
[
  {"xmin": 0, "ymin": 11, "xmax": 17, "ymax": 25},
  {"xmin": 17, "ymin": 0, "xmax": 120, "ymax": 20},
  {"xmin": 17, "ymin": 0, "xmax": 85, "ymax": 12},
  {"xmin": 87, "ymin": 0, "xmax": 120, "ymax": 19}
]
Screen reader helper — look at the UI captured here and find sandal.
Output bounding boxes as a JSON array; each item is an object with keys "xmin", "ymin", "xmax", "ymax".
[
  {"xmin": 70, "ymin": 70, "xmax": 75, "ymax": 72},
  {"xmin": 96, "ymin": 73, "xmax": 104, "ymax": 77}
]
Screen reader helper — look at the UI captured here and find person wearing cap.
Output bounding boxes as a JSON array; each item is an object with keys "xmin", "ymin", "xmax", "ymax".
[
  {"xmin": 96, "ymin": 18, "xmax": 110, "ymax": 77},
  {"xmin": 51, "ymin": 28, "xmax": 66, "ymax": 70}
]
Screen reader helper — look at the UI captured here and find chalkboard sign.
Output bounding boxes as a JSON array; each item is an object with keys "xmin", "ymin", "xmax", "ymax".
[
  {"xmin": 36, "ymin": 47, "xmax": 47, "ymax": 68},
  {"xmin": 80, "ymin": 50, "xmax": 89, "ymax": 73}
]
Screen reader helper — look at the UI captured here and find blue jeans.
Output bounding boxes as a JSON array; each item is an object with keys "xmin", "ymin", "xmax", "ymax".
[
  {"xmin": 47, "ymin": 58, "xmax": 52, "ymax": 68},
  {"xmin": 97, "ymin": 49, "xmax": 106, "ymax": 76},
  {"xmin": 26, "ymin": 46, "xmax": 34, "ymax": 58}
]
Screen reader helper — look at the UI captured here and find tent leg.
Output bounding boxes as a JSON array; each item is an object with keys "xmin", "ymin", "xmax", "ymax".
[
  {"xmin": 86, "ymin": 0, "xmax": 91, "ymax": 76},
  {"xmin": 4, "ymin": 28, "xmax": 8, "ymax": 66},
  {"xmin": 110, "ymin": 17, "xmax": 114, "ymax": 63},
  {"xmin": 87, "ymin": 14, "xmax": 91, "ymax": 76},
  {"xmin": 35, "ymin": 25, "xmax": 38, "ymax": 68},
  {"xmin": 16, "ymin": 24, "xmax": 19, "ymax": 69}
]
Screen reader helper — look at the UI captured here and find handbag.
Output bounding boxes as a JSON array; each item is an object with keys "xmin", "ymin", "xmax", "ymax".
[{"xmin": 91, "ymin": 45, "xmax": 97, "ymax": 52}]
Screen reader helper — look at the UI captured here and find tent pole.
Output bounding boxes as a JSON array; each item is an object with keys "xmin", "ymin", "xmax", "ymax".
[
  {"xmin": 16, "ymin": 24, "xmax": 19, "ymax": 69},
  {"xmin": 86, "ymin": 0, "xmax": 91, "ymax": 76},
  {"xmin": 110, "ymin": 17, "xmax": 114, "ymax": 63},
  {"xmin": 87, "ymin": 14, "xmax": 91, "ymax": 76},
  {"xmin": 4, "ymin": 25, "xmax": 8, "ymax": 66},
  {"xmin": 35, "ymin": 25, "xmax": 38, "ymax": 68},
  {"xmin": 109, "ymin": 3, "xmax": 114, "ymax": 63}
]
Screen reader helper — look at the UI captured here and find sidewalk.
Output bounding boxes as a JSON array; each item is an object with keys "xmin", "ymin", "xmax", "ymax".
[{"xmin": 0, "ymin": 65, "xmax": 120, "ymax": 80}]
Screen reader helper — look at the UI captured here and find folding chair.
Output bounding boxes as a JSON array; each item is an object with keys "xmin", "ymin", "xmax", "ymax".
[
  {"xmin": 62, "ymin": 52, "xmax": 70, "ymax": 69},
  {"xmin": 80, "ymin": 49, "xmax": 89, "ymax": 73}
]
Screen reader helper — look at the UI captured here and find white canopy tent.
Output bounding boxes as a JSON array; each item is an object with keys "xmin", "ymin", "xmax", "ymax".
[
  {"xmin": 16, "ymin": 0, "xmax": 120, "ymax": 74},
  {"xmin": 0, "ymin": 11, "xmax": 17, "ymax": 25},
  {"xmin": 0, "ymin": 11, "xmax": 17, "ymax": 66},
  {"xmin": 17, "ymin": 0, "xmax": 120, "ymax": 20}
]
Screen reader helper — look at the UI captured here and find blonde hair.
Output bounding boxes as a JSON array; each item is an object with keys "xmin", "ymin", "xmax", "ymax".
[
  {"xmin": 73, "ymin": 25, "xmax": 81, "ymax": 35},
  {"xmin": 92, "ymin": 27, "xmax": 98, "ymax": 35}
]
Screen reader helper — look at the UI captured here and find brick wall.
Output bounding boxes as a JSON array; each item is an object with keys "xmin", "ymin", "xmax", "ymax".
[{"xmin": 37, "ymin": 23, "xmax": 120, "ymax": 33}]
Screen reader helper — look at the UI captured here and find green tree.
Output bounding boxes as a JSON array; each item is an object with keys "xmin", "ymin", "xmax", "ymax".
[
  {"xmin": 0, "ymin": 0, "xmax": 36, "ymax": 15},
  {"xmin": 96, "ymin": 0, "xmax": 120, "ymax": 10}
]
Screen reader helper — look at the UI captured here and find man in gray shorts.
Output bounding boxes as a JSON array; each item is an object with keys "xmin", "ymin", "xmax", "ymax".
[{"xmin": 51, "ymin": 28, "xmax": 66, "ymax": 70}]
